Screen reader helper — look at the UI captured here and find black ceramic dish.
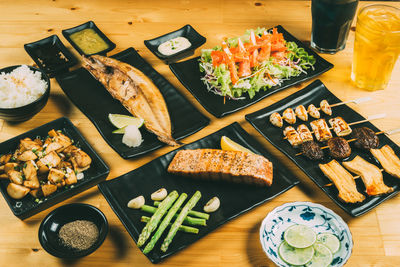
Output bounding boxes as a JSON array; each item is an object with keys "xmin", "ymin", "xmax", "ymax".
[
  {"xmin": 0, "ymin": 117, "xmax": 110, "ymax": 219},
  {"xmin": 56, "ymin": 48, "xmax": 210, "ymax": 159},
  {"xmin": 24, "ymin": 35, "xmax": 78, "ymax": 77},
  {"xmin": 245, "ymin": 79, "xmax": 400, "ymax": 217},
  {"xmin": 38, "ymin": 203, "xmax": 108, "ymax": 258},
  {"xmin": 169, "ymin": 25, "xmax": 333, "ymax": 118},
  {"xmin": 62, "ymin": 21, "xmax": 116, "ymax": 56},
  {"xmin": 98, "ymin": 122, "xmax": 299, "ymax": 263},
  {"xmin": 144, "ymin": 24, "xmax": 206, "ymax": 64},
  {"xmin": 0, "ymin": 65, "xmax": 50, "ymax": 122}
]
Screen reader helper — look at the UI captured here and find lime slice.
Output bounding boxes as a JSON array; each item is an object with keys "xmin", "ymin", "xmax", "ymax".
[
  {"xmin": 279, "ymin": 240, "xmax": 314, "ymax": 266},
  {"xmin": 284, "ymin": 224, "xmax": 317, "ymax": 248},
  {"xmin": 220, "ymin": 136, "xmax": 253, "ymax": 154},
  {"xmin": 112, "ymin": 127, "xmax": 126, "ymax": 134},
  {"xmin": 108, "ymin": 114, "xmax": 144, "ymax": 129},
  {"xmin": 317, "ymin": 233, "xmax": 340, "ymax": 254},
  {"xmin": 306, "ymin": 243, "xmax": 333, "ymax": 267}
]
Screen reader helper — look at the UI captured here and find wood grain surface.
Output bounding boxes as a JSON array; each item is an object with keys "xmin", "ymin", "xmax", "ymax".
[{"xmin": 1, "ymin": 0, "xmax": 400, "ymax": 266}]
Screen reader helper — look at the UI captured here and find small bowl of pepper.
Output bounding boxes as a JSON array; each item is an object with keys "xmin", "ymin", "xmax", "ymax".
[{"xmin": 38, "ymin": 203, "xmax": 108, "ymax": 258}]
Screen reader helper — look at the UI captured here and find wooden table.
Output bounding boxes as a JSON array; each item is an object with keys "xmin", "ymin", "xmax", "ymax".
[{"xmin": 1, "ymin": 0, "xmax": 400, "ymax": 266}]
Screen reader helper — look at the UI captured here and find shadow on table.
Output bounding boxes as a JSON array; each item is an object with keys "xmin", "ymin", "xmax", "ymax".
[
  {"xmin": 246, "ymin": 221, "xmax": 275, "ymax": 267},
  {"xmin": 108, "ymin": 224, "xmax": 129, "ymax": 259}
]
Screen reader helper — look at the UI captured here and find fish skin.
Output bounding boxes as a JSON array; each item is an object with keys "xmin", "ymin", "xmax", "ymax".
[{"xmin": 82, "ymin": 55, "xmax": 181, "ymax": 146}]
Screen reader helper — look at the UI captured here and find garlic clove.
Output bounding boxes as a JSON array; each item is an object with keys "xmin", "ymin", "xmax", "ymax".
[
  {"xmin": 203, "ymin": 196, "xmax": 220, "ymax": 213},
  {"xmin": 127, "ymin": 195, "xmax": 145, "ymax": 209},
  {"xmin": 151, "ymin": 188, "xmax": 167, "ymax": 201}
]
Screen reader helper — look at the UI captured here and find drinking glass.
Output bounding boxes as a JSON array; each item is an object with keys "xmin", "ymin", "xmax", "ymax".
[
  {"xmin": 351, "ymin": 5, "xmax": 400, "ymax": 91},
  {"xmin": 311, "ymin": 0, "xmax": 359, "ymax": 54}
]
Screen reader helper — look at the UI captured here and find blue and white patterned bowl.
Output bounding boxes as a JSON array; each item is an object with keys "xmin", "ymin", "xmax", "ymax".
[{"xmin": 259, "ymin": 202, "xmax": 353, "ymax": 267}]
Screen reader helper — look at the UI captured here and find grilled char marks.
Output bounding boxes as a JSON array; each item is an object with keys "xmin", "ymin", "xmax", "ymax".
[
  {"xmin": 301, "ymin": 141, "xmax": 324, "ymax": 161},
  {"xmin": 328, "ymin": 137, "xmax": 351, "ymax": 159},
  {"xmin": 167, "ymin": 149, "xmax": 273, "ymax": 186},
  {"xmin": 352, "ymin": 127, "xmax": 379, "ymax": 150}
]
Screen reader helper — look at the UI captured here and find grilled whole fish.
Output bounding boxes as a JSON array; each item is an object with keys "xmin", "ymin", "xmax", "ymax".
[
  {"xmin": 167, "ymin": 149, "xmax": 273, "ymax": 186},
  {"xmin": 82, "ymin": 55, "xmax": 180, "ymax": 146}
]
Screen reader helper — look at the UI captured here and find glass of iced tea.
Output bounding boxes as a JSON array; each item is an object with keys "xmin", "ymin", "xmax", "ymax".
[{"xmin": 351, "ymin": 5, "xmax": 400, "ymax": 91}]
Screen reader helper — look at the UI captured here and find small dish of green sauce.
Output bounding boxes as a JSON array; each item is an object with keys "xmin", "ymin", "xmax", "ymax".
[{"xmin": 69, "ymin": 28, "xmax": 109, "ymax": 55}]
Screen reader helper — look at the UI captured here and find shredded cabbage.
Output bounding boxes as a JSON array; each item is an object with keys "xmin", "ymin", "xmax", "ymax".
[{"xmin": 199, "ymin": 28, "xmax": 316, "ymax": 100}]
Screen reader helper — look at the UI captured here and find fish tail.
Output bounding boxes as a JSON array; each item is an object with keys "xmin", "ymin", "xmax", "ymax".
[{"xmin": 158, "ymin": 136, "xmax": 183, "ymax": 147}]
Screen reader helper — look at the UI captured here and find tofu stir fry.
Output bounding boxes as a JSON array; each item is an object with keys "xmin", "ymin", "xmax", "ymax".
[{"xmin": 0, "ymin": 129, "xmax": 92, "ymax": 200}]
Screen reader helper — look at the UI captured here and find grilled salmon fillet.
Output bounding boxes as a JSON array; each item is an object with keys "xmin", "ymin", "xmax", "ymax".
[{"xmin": 167, "ymin": 149, "xmax": 273, "ymax": 186}]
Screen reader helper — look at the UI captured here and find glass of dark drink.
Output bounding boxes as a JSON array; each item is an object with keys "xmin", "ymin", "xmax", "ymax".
[{"xmin": 311, "ymin": 0, "xmax": 359, "ymax": 54}]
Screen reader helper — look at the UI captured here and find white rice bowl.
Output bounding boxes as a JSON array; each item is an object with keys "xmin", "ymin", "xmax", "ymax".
[{"xmin": 0, "ymin": 65, "xmax": 47, "ymax": 108}]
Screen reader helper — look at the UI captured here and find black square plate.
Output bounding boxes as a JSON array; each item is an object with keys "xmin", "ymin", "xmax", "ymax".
[
  {"xmin": 24, "ymin": 35, "xmax": 78, "ymax": 77},
  {"xmin": 98, "ymin": 122, "xmax": 299, "ymax": 263},
  {"xmin": 56, "ymin": 48, "xmax": 210, "ymax": 159},
  {"xmin": 0, "ymin": 117, "xmax": 110, "ymax": 220},
  {"xmin": 144, "ymin": 24, "xmax": 206, "ymax": 64},
  {"xmin": 245, "ymin": 80, "xmax": 400, "ymax": 217},
  {"xmin": 169, "ymin": 25, "xmax": 333, "ymax": 118},
  {"xmin": 62, "ymin": 21, "xmax": 116, "ymax": 56}
]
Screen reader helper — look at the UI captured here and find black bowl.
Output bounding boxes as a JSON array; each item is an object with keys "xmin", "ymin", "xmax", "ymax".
[
  {"xmin": 144, "ymin": 24, "xmax": 206, "ymax": 64},
  {"xmin": 62, "ymin": 21, "xmax": 116, "ymax": 56},
  {"xmin": 0, "ymin": 65, "xmax": 50, "ymax": 122},
  {"xmin": 24, "ymin": 35, "xmax": 78, "ymax": 77},
  {"xmin": 38, "ymin": 203, "xmax": 108, "ymax": 258}
]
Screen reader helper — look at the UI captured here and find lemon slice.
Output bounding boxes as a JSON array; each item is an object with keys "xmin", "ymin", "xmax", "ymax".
[
  {"xmin": 108, "ymin": 114, "xmax": 144, "ymax": 129},
  {"xmin": 279, "ymin": 240, "xmax": 314, "ymax": 266},
  {"xmin": 317, "ymin": 233, "xmax": 340, "ymax": 254},
  {"xmin": 306, "ymin": 243, "xmax": 333, "ymax": 267},
  {"xmin": 284, "ymin": 224, "xmax": 317, "ymax": 248},
  {"xmin": 220, "ymin": 136, "xmax": 253, "ymax": 154}
]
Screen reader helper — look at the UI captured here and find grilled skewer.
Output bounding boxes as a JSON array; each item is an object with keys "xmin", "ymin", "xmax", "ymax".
[
  {"xmin": 295, "ymin": 130, "xmax": 385, "ymax": 156},
  {"xmin": 324, "ymin": 168, "xmax": 384, "ymax": 187},
  {"xmin": 283, "ymin": 114, "xmax": 386, "ymax": 141},
  {"xmin": 269, "ymin": 96, "xmax": 372, "ymax": 127}
]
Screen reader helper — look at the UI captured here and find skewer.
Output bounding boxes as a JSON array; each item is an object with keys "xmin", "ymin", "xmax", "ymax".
[
  {"xmin": 322, "ymin": 96, "xmax": 372, "ymax": 109},
  {"xmin": 347, "ymin": 113, "xmax": 386, "ymax": 126},
  {"xmin": 323, "ymin": 168, "xmax": 384, "ymax": 187},
  {"xmin": 283, "ymin": 113, "xmax": 386, "ymax": 140},
  {"xmin": 295, "ymin": 129, "xmax": 391, "ymax": 156}
]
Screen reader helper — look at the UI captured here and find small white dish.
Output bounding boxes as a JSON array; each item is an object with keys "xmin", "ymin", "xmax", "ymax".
[{"xmin": 259, "ymin": 202, "xmax": 353, "ymax": 267}]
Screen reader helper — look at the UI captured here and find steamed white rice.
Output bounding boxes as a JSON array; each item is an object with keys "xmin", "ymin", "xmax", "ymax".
[{"xmin": 0, "ymin": 65, "xmax": 47, "ymax": 108}]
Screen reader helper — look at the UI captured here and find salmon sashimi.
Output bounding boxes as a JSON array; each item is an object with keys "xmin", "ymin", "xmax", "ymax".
[
  {"xmin": 82, "ymin": 55, "xmax": 180, "ymax": 146},
  {"xmin": 319, "ymin": 160, "xmax": 365, "ymax": 203},
  {"xmin": 342, "ymin": 156, "xmax": 393, "ymax": 196},
  {"xmin": 167, "ymin": 149, "xmax": 273, "ymax": 186},
  {"xmin": 371, "ymin": 145, "xmax": 400, "ymax": 179}
]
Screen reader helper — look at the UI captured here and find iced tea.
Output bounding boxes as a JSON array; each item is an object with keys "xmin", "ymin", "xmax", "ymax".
[{"xmin": 351, "ymin": 5, "xmax": 400, "ymax": 90}]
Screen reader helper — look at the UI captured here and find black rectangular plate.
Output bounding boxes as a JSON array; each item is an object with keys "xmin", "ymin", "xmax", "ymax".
[
  {"xmin": 0, "ymin": 117, "xmax": 110, "ymax": 220},
  {"xmin": 98, "ymin": 122, "xmax": 299, "ymax": 263},
  {"xmin": 24, "ymin": 35, "xmax": 78, "ymax": 77},
  {"xmin": 62, "ymin": 21, "xmax": 116, "ymax": 56},
  {"xmin": 144, "ymin": 24, "xmax": 206, "ymax": 64},
  {"xmin": 169, "ymin": 25, "xmax": 333, "ymax": 118},
  {"xmin": 245, "ymin": 79, "xmax": 400, "ymax": 217},
  {"xmin": 56, "ymin": 48, "xmax": 210, "ymax": 159}
]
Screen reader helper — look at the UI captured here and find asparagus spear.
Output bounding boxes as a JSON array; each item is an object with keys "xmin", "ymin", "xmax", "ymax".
[
  {"xmin": 137, "ymin": 190, "xmax": 178, "ymax": 247},
  {"xmin": 141, "ymin": 216, "xmax": 199, "ymax": 234},
  {"xmin": 143, "ymin": 193, "xmax": 188, "ymax": 254},
  {"xmin": 161, "ymin": 191, "xmax": 201, "ymax": 252},
  {"xmin": 154, "ymin": 201, "xmax": 210, "ymax": 220},
  {"xmin": 141, "ymin": 205, "xmax": 206, "ymax": 226}
]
